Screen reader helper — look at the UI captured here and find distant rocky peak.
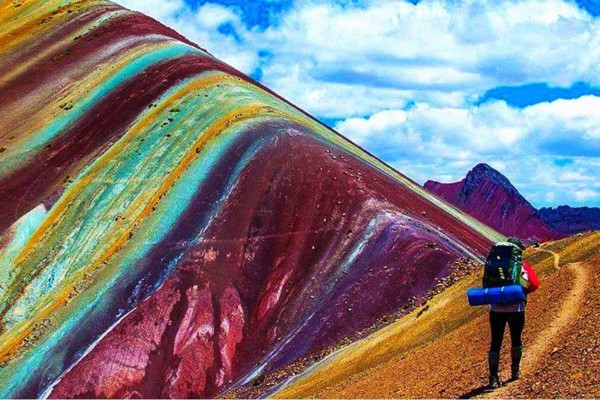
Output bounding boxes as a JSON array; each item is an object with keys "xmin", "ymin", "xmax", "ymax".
[
  {"xmin": 460, "ymin": 163, "xmax": 524, "ymax": 203},
  {"xmin": 466, "ymin": 163, "xmax": 515, "ymax": 190},
  {"xmin": 425, "ymin": 163, "xmax": 560, "ymax": 242}
]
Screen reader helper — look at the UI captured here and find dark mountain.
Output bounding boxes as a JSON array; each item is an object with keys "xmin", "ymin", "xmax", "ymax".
[
  {"xmin": 424, "ymin": 164, "xmax": 559, "ymax": 242},
  {"xmin": 539, "ymin": 206, "xmax": 600, "ymax": 235}
]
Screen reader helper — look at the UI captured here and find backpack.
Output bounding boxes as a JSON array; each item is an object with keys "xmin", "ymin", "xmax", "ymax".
[
  {"xmin": 482, "ymin": 242, "xmax": 522, "ymax": 288},
  {"xmin": 520, "ymin": 261, "xmax": 540, "ymax": 293}
]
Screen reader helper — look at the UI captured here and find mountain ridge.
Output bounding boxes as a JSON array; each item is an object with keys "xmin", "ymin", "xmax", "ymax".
[
  {"xmin": 424, "ymin": 163, "xmax": 558, "ymax": 242},
  {"xmin": 425, "ymin": 163, "xmax": 599, "ymax": 242},
  {"xmin": 538, "ymin": 205, "xmax": 600, "ymax": 235}
]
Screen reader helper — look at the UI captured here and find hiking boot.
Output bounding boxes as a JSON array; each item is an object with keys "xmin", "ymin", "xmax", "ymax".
[
  {"xmin": 486, "ymin": 351, "xmax": 501, "ymax": 391},
  {"xmin": 488, "ymin": 375, "xmax": 501, "ymax": 390},
  {"xmin": 511, "ymin": 367, "xmax": 521, "ymax": 381},
  {"xmin": 488, "ymin": 351, "xmax": 500, "ymax": 376},
  {"xmin": 511, "ymin": 346, "xmax": 523, "ymax": 381}
]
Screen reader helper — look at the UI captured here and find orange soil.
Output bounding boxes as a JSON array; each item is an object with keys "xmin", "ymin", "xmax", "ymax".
[{"xmin": 276, "ymin": 232, "xmax": 600, "ymax": 398}]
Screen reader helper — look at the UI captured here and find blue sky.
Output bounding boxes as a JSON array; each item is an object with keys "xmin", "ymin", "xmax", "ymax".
[{"xmin": 117, "ymin": 0, "xmax": 600, "ymax": 208}]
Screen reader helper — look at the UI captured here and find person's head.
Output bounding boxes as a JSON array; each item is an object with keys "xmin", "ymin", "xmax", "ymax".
[{"xmin": 507, "ymin": 237, "xmax": 526, "ymax": 250}]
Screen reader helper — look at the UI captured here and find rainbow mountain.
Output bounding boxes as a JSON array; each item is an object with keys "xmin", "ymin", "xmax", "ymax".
[{"xmin": 0, "ymin": 1, "xmax": 502, "ymax": 398}]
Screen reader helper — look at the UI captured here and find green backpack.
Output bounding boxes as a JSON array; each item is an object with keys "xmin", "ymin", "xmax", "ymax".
[{"xmin": 482, "ymin": 242, "xmax": 522, "ymax": 288}]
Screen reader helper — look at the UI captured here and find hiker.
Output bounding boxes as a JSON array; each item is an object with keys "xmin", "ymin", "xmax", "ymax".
[{"xmin": 483, "ymin": 237, "xmax": 539, "ymax": 390}]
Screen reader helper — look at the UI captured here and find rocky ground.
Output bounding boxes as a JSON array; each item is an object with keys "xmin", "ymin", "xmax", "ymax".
[
  {"xmin": 496, "ymin": 250, "xmax": 600, "ymax": 398},
  {"xmin": 276, "ymin": 232, "xmax": 600, "ymax": 399}
]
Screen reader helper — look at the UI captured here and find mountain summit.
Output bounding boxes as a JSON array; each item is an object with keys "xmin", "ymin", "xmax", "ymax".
[{"xmin": 424, "ymin": 164, "xmax": 558, "ymax": 242}]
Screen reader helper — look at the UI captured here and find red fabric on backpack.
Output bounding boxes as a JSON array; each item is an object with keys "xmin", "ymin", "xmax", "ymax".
[{"xmin": 522, "ymin": 261, "xmax": 540, "ymax": 293}]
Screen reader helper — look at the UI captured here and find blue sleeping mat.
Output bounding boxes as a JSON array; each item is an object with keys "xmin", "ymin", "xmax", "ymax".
[{"xmin": 467, "ymin": 285, "xmax": 526, "ymax": 306}]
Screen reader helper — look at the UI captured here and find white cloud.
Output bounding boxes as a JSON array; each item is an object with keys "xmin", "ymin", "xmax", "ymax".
[
  {"xmin": 334, "ymin": 96, "xmax": 600, "ymax": 206},
  {"xmin": 573, "ymin": 189, "xmax": 600, "ymax": 201},
  {"xmin": 116, "ymin": 0, "xmax": 600, "ymax": 118},
  {"xmin": 113, "ymin": 0, "xmax": 600, "ymax": 206},
  {"xmin": 195, "ymin": 3, "xmax": 238, "ymax": 29},
  {"xmin": 255, "ymin": 0, "xmax": 600, "ymax": 117}
]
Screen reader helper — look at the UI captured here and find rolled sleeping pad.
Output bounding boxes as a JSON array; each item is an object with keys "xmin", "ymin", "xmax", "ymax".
[{"xmin": 467, "ymin": 285, "xmax": 526, "ymax": 307}]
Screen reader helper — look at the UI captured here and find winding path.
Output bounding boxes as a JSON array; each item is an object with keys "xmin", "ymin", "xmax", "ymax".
[
  {"xmin": 483, "ymin": 249, "xmax": 589, "ymax": 398},
  {"xmin": 537, "ymin": 248, "xmax": 560, "ymax": 270},
  {"xmin": 275, "ymin": 240, "xmax": 598, "ymax": 399}
]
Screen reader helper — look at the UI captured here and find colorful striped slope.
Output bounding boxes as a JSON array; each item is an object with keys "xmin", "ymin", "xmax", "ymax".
[{"xmin": 0, "ymin": 1, "xmax": 503, "ymax": 398}]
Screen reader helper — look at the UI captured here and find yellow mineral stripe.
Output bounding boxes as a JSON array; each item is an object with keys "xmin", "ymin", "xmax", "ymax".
[
  {"xmin": 0, "ymin": 72, "xmax": 307, "ymax": 360},
  {"xmin": 0, "ymin": 39, "xmax": 178, "ymax": 150},
  {"xmin": 0, "ymin": 9, "xmax": 130, "ymax": 89},
  {"xmin": 0, "ymin": 0, "xmax": 108, "ymax": 57}
]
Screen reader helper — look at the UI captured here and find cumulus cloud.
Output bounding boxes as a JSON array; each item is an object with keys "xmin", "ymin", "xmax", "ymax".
[
  {"xmin": 256, "ymin": 0, "xmax": 600, "ymax": 117},
  {"xmin": 573, "ymin": 189, "xmax": 600, "ymax": 201},
  {"xmin": 194, "ymin": 3, "xmax": 238, "ymax": 29},
  {"xmin": 114, "ymin": 0, "xmax": 600, "ymax": 206},
  {"xmin": 117, "ymin": 0, "xmax": 600, "ymax": 117},
  {"xmin": 117, "ymin": 0, "xmax": 260, "ymax": 72},
  {"xmin": 336, "ymin": 96, "xmax": 600, "ymax": 161},
  {"xmin": 335, "ymin": 96, "xmax": 600, "ymax": 206}
]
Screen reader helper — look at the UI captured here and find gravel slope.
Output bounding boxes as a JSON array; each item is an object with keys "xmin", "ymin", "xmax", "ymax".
[{"xmin": 276, "ymin": 232, "xmax": 600, "ymax": 398}]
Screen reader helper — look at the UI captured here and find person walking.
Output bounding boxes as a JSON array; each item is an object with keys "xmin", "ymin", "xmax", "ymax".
[{"xmin": 483, "ymin": 237, "xmax": 540, "ymax": 390}]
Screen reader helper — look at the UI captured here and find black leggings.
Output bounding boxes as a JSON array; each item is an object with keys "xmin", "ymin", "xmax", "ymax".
[{"xmin": 489, "ymin": 311, "xmax": 525, "ymax": 352}]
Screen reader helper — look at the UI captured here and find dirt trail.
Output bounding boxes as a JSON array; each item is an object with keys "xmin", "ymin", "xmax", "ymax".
[
  {"xmin": 536, "ymin": 248, "xmax": 560, "ymax": 270},
  {"xmin": 483, "ymin": 252, "xmax": 589, "ymax": 398},
  {"xmin": 277, "ymin": 233, "xmax": 600, "ymax": 399}
]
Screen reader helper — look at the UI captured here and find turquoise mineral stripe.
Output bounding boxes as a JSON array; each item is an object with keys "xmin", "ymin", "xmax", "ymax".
[
  {"xmin": 0, "ymin": 206, "xmax": 47, "ymax": 301},
  {"xmin": 2, "ymin": 73, "xmax": 301, "ymax": 328},
  {"xmin": 0, "ymin": 41, "xmax": 199, "ymax": 175},
  {"xmin": 0, "ymin": 116, "xmax": 282, "ymax": 399}
]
